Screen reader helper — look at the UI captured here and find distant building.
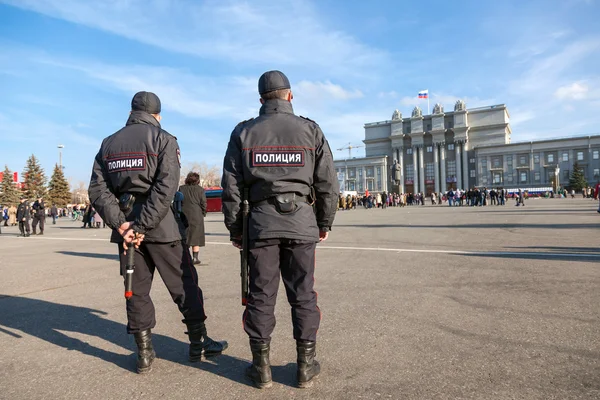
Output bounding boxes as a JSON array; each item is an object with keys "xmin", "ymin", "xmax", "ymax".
[{"xmin": 334, "ymin": 101, "xmax": 599, "ymax": 194}]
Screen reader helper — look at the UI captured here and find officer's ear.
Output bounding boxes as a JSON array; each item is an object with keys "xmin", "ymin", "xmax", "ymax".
[
  {"xmin": 287, "ymin": 90, "xmax": 293, "ymax": 102},
  {"xmin": 153, "ymin": 113, "xmax": 162, "ymax": 122},
  {"xmin": 259, "ymin": 98, "xmax": 265, "ymax": 104}
]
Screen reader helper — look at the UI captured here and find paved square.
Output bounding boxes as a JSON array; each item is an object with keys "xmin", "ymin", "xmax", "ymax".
[{"xmin": 0, "ymin": 198, "xmax": 599, "ymax": 400}]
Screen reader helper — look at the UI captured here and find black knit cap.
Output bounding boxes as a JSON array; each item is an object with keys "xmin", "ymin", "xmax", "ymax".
[
  {"xmin": 258, "ymin": 70, "xmax": 291, "ymax": 95},
  {"xmin": 131, "ymin": 91, "xmax": 161, "ymax": 114}
]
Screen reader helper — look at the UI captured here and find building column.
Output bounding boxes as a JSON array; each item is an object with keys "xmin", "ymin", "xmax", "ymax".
[
  {"xmin": 440, "ymin": 143, "xmax": 447, "ymax": 192},
  {"xmin": 382, "ymin": 157, "xmax": 388, "ymax": 193},
  {"xmin": 462, "ymin": 141, "xmax": 469, "ymax": 189},
  {"xmin": 434, "ymin": 143, "xmax": 440, "ymax": 194},
  {"xmin": 455, "ymin": 141, "xmax": 463, "ymax": 189},
  {"xmin": 399, "ymin": 148, "xmax": 405, "ymax": 194},
  {"xmin": 413, "ymin": 147, "xmax": 419, "ymax": 194},
  {"xmin": 418, "ymin": 146, "xmax": 425, "ymax": 194},
  {"xmin": 362, "ymin": 166, "xmax": 366, "ymax": 193}
]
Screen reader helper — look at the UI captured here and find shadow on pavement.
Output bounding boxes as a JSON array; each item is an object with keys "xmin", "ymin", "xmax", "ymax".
[
  {"xmin": 335, "ymin": 223, "xmax": 589, "ymax": 229},
  {"xmin": 57, "ymin": 251, "xmax": 119, "ymax": 260},
  {"xmin": 0, "ymin": 296, "xmax": 262, "ymax": 388},
  {"xmin": 458, "ymin": 252, "xmax": 599, "ymax": 263},
  {"xmin": 507, "ymin": 246, "xmax": 600, "ymax": 254}
]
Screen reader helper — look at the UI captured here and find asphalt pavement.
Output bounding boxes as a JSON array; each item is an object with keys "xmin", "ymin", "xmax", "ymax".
[{"xmin": 0, "ymin": 197, "xmax": 598, "ymax": 400}]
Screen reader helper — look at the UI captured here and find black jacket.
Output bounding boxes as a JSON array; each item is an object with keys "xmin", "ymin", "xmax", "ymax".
[
  {"xmin": 17, "ymin": 202, "xmax": 30, "ymax": 220},
  {"xmin": 179, "ymin": 184, "xmax": 207, "ymax": 247},
  {"xmin": 32, "ymin": 200, "xmax": 45, "ymax": 218},
  {"xmin": 88, "ymin": 111, "xmax": 182, "ymax": 243},
  {"xmin": 221, "ymin": 99, "xmax": 338, "ymax": 242}
]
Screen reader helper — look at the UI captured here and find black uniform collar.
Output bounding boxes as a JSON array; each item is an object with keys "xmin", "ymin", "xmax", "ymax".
[
  {"xmin": 126, "ymin": 111, "xmax": 161, "ymax": 128},
  {"xmin": 259, "ymin": 99, "xmax": 294, "ymax": 116}
]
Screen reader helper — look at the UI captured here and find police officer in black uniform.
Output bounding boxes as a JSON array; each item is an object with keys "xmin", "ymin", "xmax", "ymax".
[
  {"xmin": 88, "ymin": 91, "xmax": 227, "ymax": 374},
  {"xmin": 32, "ymin": 197, "xmax": 45, "ymax": 235},
  {"xmin": 221, "ymin": 71, "xmax": 338, "ymax": 389},
  {"xmin": 16, "ymin": 197, "xmax": 31, "ymax": 237}
]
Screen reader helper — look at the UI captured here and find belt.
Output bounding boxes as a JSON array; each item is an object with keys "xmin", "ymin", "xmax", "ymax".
[{"xmin": 252, "ymin": 195, "xmax": 310, "ymax": 207}]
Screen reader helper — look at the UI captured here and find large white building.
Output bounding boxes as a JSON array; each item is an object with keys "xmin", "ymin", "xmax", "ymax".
[{"xmin": 334, "ymin": 101, "xmax": 599, "ymax": 194}]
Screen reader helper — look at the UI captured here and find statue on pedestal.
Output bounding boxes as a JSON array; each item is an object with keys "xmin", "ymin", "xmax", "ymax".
[
  {"xmin": 392, "ymin": 109, "xmax": 402, "ymax": 121},
  {"xmin": 411, "ymin": 106, "xmax": 422, "ymax": 118},
  {"xmin": 391, "ymin": 159, "xmax": 402, "ymax": 184},
  {"xmin": 454, "ymin": 100, "xmax": 466, "ymax": 112}
]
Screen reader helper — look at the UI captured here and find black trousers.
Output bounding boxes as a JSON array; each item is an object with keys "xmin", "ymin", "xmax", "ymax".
[
  {"xmin": 32, "ymin": 216, "xmax": 44, "ymax": 233},
  {"xmin": 117, "ymin": 241, "xmax": 207, "ymax": 334},
  {"xmin": 244, "ymin": 239, "xmax": 320, "ymax": 344},
  {"xmin": 19, "ymin": 219, "xmax": 30, "ymax": 235}
]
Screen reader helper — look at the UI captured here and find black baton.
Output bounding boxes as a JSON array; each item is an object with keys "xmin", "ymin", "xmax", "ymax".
[
  {"xmin": 240, "ymin": 193, "xmax": 250, "ymax": 306},
  {"xmin": 124, "ymin": 247, "xmax": 135, "ymax": 300}
]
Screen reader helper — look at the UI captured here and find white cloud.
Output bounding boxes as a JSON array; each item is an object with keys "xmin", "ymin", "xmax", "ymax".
[
  {"xmin": 295, "ymin": 80, "xmax": 363, "ymax": 101},
  {"xmin": 554, "ymin": 81, "xmax": 589, "ymax": 100},
  {"xmin": 2, "ymin": 0, "xmax": 389, "ymax": 79},
  {"xmin": 510, "ymin": 38, "xmax": 600, "ymax": 94}
]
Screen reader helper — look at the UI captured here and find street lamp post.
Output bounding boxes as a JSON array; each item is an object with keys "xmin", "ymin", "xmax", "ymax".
[{"xmin": 58, "ymin": 145, "xmax": 65, "ymax": 169}]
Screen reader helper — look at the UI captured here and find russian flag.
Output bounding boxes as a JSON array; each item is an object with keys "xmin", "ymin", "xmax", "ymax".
[{"xmin": 418, "ymin": 90, "xmax": 428, "ymax": 99}]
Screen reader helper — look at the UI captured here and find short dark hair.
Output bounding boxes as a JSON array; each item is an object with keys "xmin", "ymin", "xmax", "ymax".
[
  {"xmin": 185, "ymin": 172, "xmax": 200, "ymax": 186},
  {"xmin": 261, "ymin": 88, "xmax": 290, "ymax": 101}
]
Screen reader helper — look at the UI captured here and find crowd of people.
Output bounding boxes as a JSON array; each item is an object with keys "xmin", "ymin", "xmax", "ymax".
[
  {"xmin": 335, "ymin": 187, "xmax": 592, "ymax": 210},
  {"xmin": 0, "ymin": 198, "xmax": 109, "ymax": 236}
]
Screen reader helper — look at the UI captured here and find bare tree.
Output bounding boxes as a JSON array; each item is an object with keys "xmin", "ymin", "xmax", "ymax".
[
  {"xmin": 71, "ymin": 181, "xmax": 89, "ymax": 204},
  {"xmin": 180, "ymin": 162, "xmax": 222, "ymax": 187}
]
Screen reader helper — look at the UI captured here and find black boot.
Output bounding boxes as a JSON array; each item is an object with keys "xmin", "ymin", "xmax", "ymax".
[
  {"xmin": 133, "ymin": 329, "xmax": 156, "ymax": 374},
  {"xmin": 185, "ymin": 321, "xmax": 228, "ymax": 362},
  {"xmin": 297, "ymin": 340, "xmax": 320, "ymax": 388},
  {"xmin": 192, "ymin": 251, "xmax": 201, "ymax": 265},
  {"xmin": 246, "ymin": 341, "xmax": 272, "ymax": 389}
]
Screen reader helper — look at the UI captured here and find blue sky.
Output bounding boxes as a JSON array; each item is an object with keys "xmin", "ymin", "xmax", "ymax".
[{"xmin": 1, "ymin": 0, "xmax": 599, "ymax": 185}]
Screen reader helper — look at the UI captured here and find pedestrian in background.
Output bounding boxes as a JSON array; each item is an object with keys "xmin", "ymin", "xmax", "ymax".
[
  {"xmin": 50, "ymin": 204, "xmax": 58, "ymax": 224},
  {"xmin": 179, "ymin": 171, "xmax": 207, "ymax": 265}
]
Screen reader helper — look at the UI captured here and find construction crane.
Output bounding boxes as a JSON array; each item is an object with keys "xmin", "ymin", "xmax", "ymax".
[{"xmin": 336, "ymin": 142, "xmax": 364, "ymax": 158}]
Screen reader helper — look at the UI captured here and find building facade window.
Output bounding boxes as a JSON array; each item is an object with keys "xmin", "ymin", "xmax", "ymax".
[
  {"xmin": 534, "ymin": 155, "xmax": 540, "ymax": 164},
  {"xmin": 547, "ymin": 154, "xmax": 554, "ymax": 164},
  {"xmin": 366, "ymin": 166, "xmax": 374, "ymax": 178},
  {"xmin": 563, "ymin": 170, "xmax": 569, "ymax": 180},
  {"xmin": 358, "ymin": 180, "xmax": 364, "ymax": 192},
  {"xmin": 348, "ymin": 181, "xmax": 356, "ymax": 191},
  {"xmin": 594, "ymin": 150, "xmax": 599, "ymax": 160},
  {"xmin": 425, "ymin": 163, "xmax": 435, "ymax": 181},
  {"xmin": 506, "ymin": 156, "xmax": 513, "ymax": 182},
  {"xmin": 562, "ymin": 153, "xmax": 568, "ymax": 162},
  {"xmin": 493, "ymin": 172, "xmax": 502, "ymax": 184},
  {"xmin": 405, "ymin": 165, "xmax": 414, "ymax": 182},
  {"xmin": 448, "ymin": 144, "xmax": 455, "ymax": 151},
  {"xmin": 492, "ymin": 157, "xmax": 501, "ymax": 169},
  {"xmin": 447, "ymin": 160, "xmax": 457, "ymax": 180},
  {"xmin": 577, "ymin": 151, "xmax": 584, "ymax": 161},
  {"xmin": 519, "ymin": 155, "xmax": 528, "ymax": 166},
  {"xmin": 534, "ymin": 172, "xmax": 540, "ymax": 181},
  {"xmin": 358, "ymin": 168, "xmax": 363, "ymax": 177},
  {"xmin": 470, "ymin": 158, "xmax": 475, "ymax": 163},
  {"xmin": 426, "ymin": 146, "xmax": 432, "ymax": 153},
  {"xmin": 470, "ymin": 170, "xmax": 476, "ymax": 178},
  {"xmin": 406, "ymin": 148, "xmax": 413, "ymax": 155},
  {"xmin": 520, "ymin": 172, "xmax": 527, "ymax": 182},
  {"xmin": 594, "ymin": 169, "xmax": 600, "ymax": 177},
  {"xmin": 376, "ymin": 167, "xmax": 381, "ymax": 191},
  {"xmin": 367, "ymin": 180, "xmax": 374, "ymax": 191},
  {"xmin": 348, "ymin": 168, "xmax": 356, "ymax": 178}
]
